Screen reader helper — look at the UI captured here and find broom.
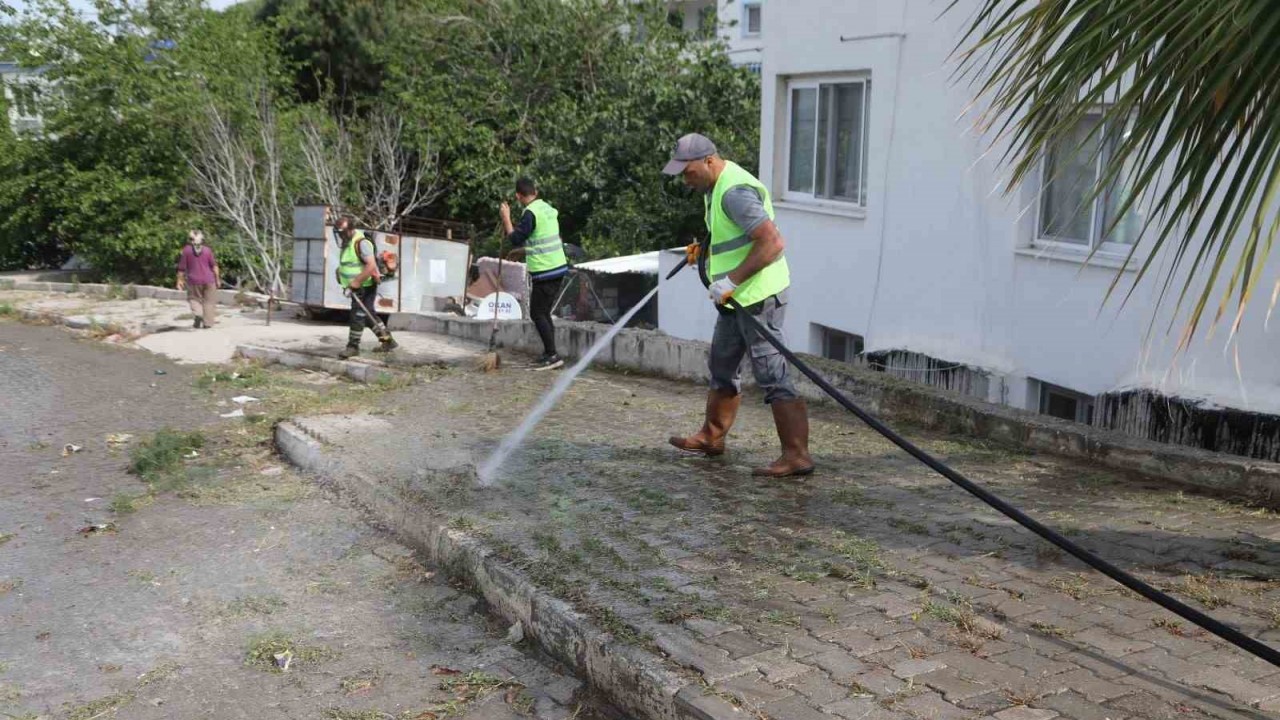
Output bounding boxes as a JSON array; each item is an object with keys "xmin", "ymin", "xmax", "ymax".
[{"xmin": 477, "ymin": 238, "xmax": 504, "ymax": 372}]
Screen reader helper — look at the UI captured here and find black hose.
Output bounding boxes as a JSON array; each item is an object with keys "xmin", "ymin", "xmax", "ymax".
[{"xmin": 704, "ymin": 291, "xmax": 1280, "ymax": 667}]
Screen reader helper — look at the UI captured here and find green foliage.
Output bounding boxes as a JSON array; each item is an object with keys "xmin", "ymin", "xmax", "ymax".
[
  {"xmin": 129, "ymin": 429, "xmax": 205, "ymax": 483},
  {"xmin": 0, "ymin": 0, "xmax": 760, "ymax": 278},
  {"xmin": 382, "ymin": 0, "xmax": 760, "ymax": 257}
]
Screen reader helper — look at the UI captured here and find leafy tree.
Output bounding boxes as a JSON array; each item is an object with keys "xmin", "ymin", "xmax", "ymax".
[
  {"xmin": 380, "ymin": 0, "xmax": 761, "ymax": 257},
  {"xmin": 954, "ymin": 0, "xmax": 1280, "ymax": 345}
]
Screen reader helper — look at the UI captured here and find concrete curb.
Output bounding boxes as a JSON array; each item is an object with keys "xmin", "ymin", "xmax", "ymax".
[
  {"xmin": 274, "ymin": 421, "xmax": 741, "ymax": 720},
  {"xmin": 392, "ymin": 312, "xmax": 1280, "ymax": 505},
  {"xmin": 234, "ymin": 344, "xmax": 396, "ymax": 384},
  {"xmin": 0, "ymin": 277, "xmax": 283, "ymax": 310}
]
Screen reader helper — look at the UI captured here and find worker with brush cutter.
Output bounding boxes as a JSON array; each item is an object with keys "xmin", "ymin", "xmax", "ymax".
[
  {"xmin": 500, "ymin": 177, "xmax": 568, "ymax": 371},
  {"xmin": 334, "ymin": 214, "xmax": 398, "ymax": 359},
  {"xmin": 662, "ymin": 133, "xmax": 814, "ymax": 478}
]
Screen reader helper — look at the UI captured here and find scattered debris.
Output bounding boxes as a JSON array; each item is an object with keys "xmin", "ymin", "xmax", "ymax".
[
  {"xmin": 183, "ymin": 450, "xmax": 200, "ymax": 459},
  {"xmin": 259, "ymin": 466, "xmax": 285, "ymax": 477},
  {"xmin": 84, "ymin": 498, "xmax": 100, "ymax": 503},
  {"xmin": 105, "ymin": 433, "xmax": 134, "ymax": 447},
  {"xmin": 273, "ymin": 650, "xmax": 293, "ymax": 672},
  {"xmin": 61, "ymin": 443, "xmax": 83, "ymax": 456},
  {"xmin": 154, "ymin": 369, "xmax": 167, "ymax": 375},
  {"xmin": 231, "ymin": 395, "xmax": 260, "ymax": 404},
  {"xmin": 430, "ymin": 665, "xmax": 461, "ymax": 676},
  {"xmin": 220, "ymin": 409, "xmax": 245, "ymax": 419},
  {"xmin": 78, "ymin": 523, "xmax": 118, "ymax": 536}
]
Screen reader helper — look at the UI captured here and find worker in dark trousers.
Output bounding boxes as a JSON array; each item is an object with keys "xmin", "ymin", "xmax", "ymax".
[
  {"xmin": 334, "ymin": 215, "xmax": 397, "ymax": 358},
  {"xmin": 500, "ymin": 177, "xmax": 567, "ymax": 370},
  {"xmin": 662, "ymin": 133, "xmax": 814, "ymax": 478}
]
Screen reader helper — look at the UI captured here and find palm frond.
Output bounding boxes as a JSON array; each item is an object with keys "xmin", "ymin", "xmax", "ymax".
[{"xmin": 952, "ymin": 0, "xmax": 1280, "ymax": 347}]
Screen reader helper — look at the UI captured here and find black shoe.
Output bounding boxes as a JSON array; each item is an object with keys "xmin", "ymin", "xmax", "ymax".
[
  {"xmin": 532, "ymin": 354, "xmax": 564, "ymax": 371},
  {"xmin": 338, "ymin": 344, "xmax": 360, "ymax": 359},
  {"xmin": 193, "ymin": 317, "xmax": 203, "ymax": 329},
  {"xmin": 373, "ymin": 338, "xmax": 398, "ymax": 353}
]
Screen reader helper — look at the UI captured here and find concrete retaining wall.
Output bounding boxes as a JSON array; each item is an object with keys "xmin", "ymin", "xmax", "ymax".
[
  {"xmin": 390, "ymin": 312, "xmax": 1280, "ymax": 505},
  {"xmin": 0, "ymin": 278, "xmax": 278, "ymax": 309},
  {"xmin": 275, "ymin": 421, "xmax": 739, "ymax": 720},
  {"xmin": 235, "ymin": 345, "xmax": 395, "ymax": 384}
]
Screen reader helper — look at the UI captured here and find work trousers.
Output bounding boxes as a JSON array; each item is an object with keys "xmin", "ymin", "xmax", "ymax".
[
  {"xmin": 186, "ymin": 283, "xmax": 217, "ymax": 326},
  {"xmin": 530, "ymin": 277, "xmax": 562, "ymax": 357},
  {"xmin": 347, "ymin": 284, "xmax": 387, "ymax": 347},
  {"xmin": 708, "ymin": 293, "xmax": 798, "ymax": 404}
]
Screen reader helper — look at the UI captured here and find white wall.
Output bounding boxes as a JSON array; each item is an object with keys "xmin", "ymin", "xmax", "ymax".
[{"xmin": 658, "ymin": 0, "xmax": 1280, "ymax": 417}]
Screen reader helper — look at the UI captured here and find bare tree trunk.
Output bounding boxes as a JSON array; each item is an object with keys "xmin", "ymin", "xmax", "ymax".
[
  {"xmin": 360, "ymin": 110, "xmax": 444, "ymax": 231},
  {"xmin": 185, "ymin": 86, "xmax": 293, "ymax": 297}
]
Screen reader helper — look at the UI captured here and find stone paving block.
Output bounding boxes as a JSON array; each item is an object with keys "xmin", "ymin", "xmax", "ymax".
[
  {"xmin": 812, "ymin": 649, "xmax": 871, "ymax": 680},
  {"xmin": 1048, "ymin": 649, "xmax": 1133, "ymax": 680},
  {"xmin": 713, "ymin": 672, "xmax": 796, "ymax": 706},
  {"xmin": 741, "ymin": 648, "xmax": 812, "ymax": 682},
  {"xmin": 917, "ymin": 668, "xmax": 994, "ymax": 702},
  {"xmin": 954, "ymin": 691, "xmax": 1015, "ymax": 714},
  {"xmin": 882, "ymin": 629, "xmax": 952, "ymax": 656},
  {"xmin": 933, "ymin": 650, "xmax": 1026, "ymax": 685},
  {"xmin": 1129, "ymin": 627, "xmax": 1218, "ymax": 658},
  {"xmin": 782, "ymin": 670, "xmax": 850, "ymax": 706},
  {"xmin": 853, "ymin": 615, "xmax": 911, "ymax": 639},
  {"xmin": 1040, "ymin": 690, "xmax": 1120, "ymax": 720},
  {"xmin": 824, "ymin": 627, "xmax": 899, "ymax": 657},
  {"xmin": 851, "ymin": 668, "xmax": 906, "ymax": 696},
  {"xmin": 684, "ymin": 617, "xmax": 742, "ymax": 639},
  {"xmin": 1035, "ymin": 669, "xmax": 1133, "ymax": 703},
  {"xmin": 892, "ymin": 658, "xmax": 947, "ymax": 679},
  {"xmin": 894, "ymin": 690, "xmax": 972, "ymax": 720},
  {"xmin": 709, "ymin": 630, "xmax": 772, "ymax": 660},
  {"xmin": 823, "ymin": 698, "xmax": 913, "ymax": 720},
  {"xmin": 1183, "ymin": 666, "xmax": 1280, "ymax": 706},
  {"xmin": 993, "ymin": 707, "xmax": 1059, "ymax": 720},
  {"xmin": 990, "ymin": 597, "xmax": 1044, "ymax": 620},
  {"xmin": 675, "ymin": 684, "xmax": 749, "ymax": 720},
  {"xmin": 1121, "ymin": 648, "xmax": 1201, "ymax": 682},
  {"xmin": 654, "ymin": 632, "xmax": 753, "ymax": 683},
  {"xmin": 761, "ymin": 695, "xmax": 829, "ymax": 720},
  {"xmin": 1090, "ymin": 608, "xmax": 1159, "ymax": 636},
  {"xmin": 990, "ymin": 647, "xmax": 1076, "ymax": 678},
  {"xmin": 1190, "ymin": 648, "xmax": 1279, "ymax": 681},
  {"xmin": 780, "ymin": 632, "xmax": 840, "ymax": 659},
  {"xmin": 1071, "ymin": 627, "xmax": 1155, "ymax": 657},
  {"xmin": 861, "ymin": 591, "xmax": 920, "ymax": 619}
]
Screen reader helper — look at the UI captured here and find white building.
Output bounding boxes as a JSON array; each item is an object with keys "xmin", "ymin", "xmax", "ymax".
[
  {"xmin": 0, "ymin": 62, "xmax": 48, "ymax": 135},
  {"xmin": 665, "ymin": 0, "xmax": 765, "ymax": 71},
  {"xmin": 658, "ymin": 0, "xmax": 1280, "ymax": 461}
]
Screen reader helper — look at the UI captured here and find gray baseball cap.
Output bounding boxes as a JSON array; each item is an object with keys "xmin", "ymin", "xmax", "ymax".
[{"xmin": 662, "ymin": 133, "xmax": 718, "ymax": 175}]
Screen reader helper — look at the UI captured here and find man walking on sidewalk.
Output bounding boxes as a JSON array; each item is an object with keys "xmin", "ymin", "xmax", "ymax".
[
  {"xmin": 662, "ymin": 133, "xmax": 815, "ymax": 478},
  {"xmin": 176, "ymin": 230, "xmax": 220, "ymax": 329},
  {"xmin": 334, "ymin": 215, "xmax": 397, "ymax": 359},
  {"xmin": 500, "ymin": 177, "xmax": 567, "ymax": 371}
]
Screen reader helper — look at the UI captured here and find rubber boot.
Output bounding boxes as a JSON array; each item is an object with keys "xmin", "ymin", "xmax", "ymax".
[
  {"xmin": 668, "ymin": 389, "xmax": 741, "ymax": 456},
  {"xmin": 753, "ymin": 399, "xmax": 815, "ymax": 478},
  {"xmin": 373, "ymin": 335, "xmax": 398, "ymax": 353}
]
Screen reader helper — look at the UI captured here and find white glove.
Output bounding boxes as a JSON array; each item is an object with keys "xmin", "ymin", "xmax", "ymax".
[{"xmin": 708, "ymin": 277, "xmax": 738, "ymax": 305}]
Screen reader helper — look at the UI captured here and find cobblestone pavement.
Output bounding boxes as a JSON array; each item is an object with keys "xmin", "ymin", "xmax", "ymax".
[
  {"xmin": 0, "ymin": 320, "xmax": 601, "ymax": 720},
  {"xmin": 297, "ymin": 363, "xmax": 1280, "ymax": 720}
]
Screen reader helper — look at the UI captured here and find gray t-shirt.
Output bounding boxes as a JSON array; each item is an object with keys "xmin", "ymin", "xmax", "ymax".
[{"xmin": 721, "ymin": 185, "xmax": 770, "ymax": 235}]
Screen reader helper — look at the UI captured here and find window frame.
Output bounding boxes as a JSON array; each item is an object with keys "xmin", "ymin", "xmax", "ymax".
[
  {"xmin": 1034, "ymin": 112, "xmax": 1137, "ymax": 257},
  {"xmin": 783, "ymin": 75, "xmax": 872, "ymax": 208},
  {"xmin": 742, "ymin": 1, "xmax": 762, "ymax": 38}
]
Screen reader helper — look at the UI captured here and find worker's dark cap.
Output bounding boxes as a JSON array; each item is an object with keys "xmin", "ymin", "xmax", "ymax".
[{"xmin": 662, "ymin": 133, "xmax": 718, "ymax": 175}]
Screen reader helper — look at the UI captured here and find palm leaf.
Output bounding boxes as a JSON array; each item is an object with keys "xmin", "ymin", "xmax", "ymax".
[{"xmin": 952, "ymin": 0, "xmax": 1280, "ymax": 347}]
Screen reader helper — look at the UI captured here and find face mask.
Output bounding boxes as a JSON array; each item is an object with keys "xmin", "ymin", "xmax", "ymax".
[{"xmin": 192, "ymin": 238, "xmax": 203, "ymax": 247}]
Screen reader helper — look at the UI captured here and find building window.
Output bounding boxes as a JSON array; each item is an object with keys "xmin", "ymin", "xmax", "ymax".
[
  {"xmin": 743, "ymin": 2, "xmax": 762, "ymax": 36},
  {"xmin": 816, "ymin": 325, "xmax": 864, "ymax": 363},
  {"xmin": 1038, "ymin": 114, "xmax": 1141, "ymax": 252},
  {"xmin": 743, "ymin": 62, "xmax": 762, "ymax": 75},
  {"xmin": 785, "ymin": 77, "xmax": 871, "ymax": 206},
  {"xmin": 696, "ymin": 5, "xmax": 717, "ymax": 39},
  {"xmin": 1036, "ymin": 380, "xmax": 1095, "ymax": 425}
]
